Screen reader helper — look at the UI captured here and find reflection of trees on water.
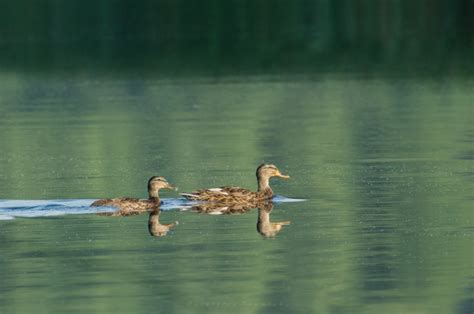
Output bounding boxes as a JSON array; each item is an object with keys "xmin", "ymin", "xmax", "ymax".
[
  {"xmin": 0, "ymin": 1, "xmax": 471, "ymax": 73},
  {"xmin": 456, "ymin": 281, "xmax": 474, "ymax": 314},
  {"xmin": 350, "ymin": 106, "xmax": 406, "ymax": 300}
]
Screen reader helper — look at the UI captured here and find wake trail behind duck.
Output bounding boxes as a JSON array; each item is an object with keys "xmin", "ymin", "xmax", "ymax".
[{"xmin": 0, "ymin": 198, "xmax": 198, "ymax": 220}]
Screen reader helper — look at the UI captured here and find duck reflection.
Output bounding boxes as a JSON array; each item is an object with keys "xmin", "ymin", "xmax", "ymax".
[
  {"xmin": 256, "ymin": 202, "xmax": 291, "ymax": 238},
  {"xmin": 97, "ymin": 206, "xmax": 178, "ymax": 238},
  {"xmin": 188, "ymin": 202, "xmax": 254, "ymax": 215},
  {"xmin": 189, "ymin": 201, "xmax": 290, "ymax": 237},
  {"xmin": 97, "ymin": 208, "xmax": 151, "ymax": 217},
  {"xmin": 148, "ymin": 209, "xmax": 178, "ymax": 237}
]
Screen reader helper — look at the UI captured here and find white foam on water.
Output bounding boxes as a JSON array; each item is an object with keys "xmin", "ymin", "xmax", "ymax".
[
  {"xmin": 272, "ymin": 195, "xmax": 307, "ymax": 203},
  {"xmin": 160, "ymin": 198, "xmax": 200, "ymax": 210},
  {"xmin": 0, "ymin": 198, "xmax": 199, "ymax": 219},
  {"xmin": 0, "ymin": 199, "xmax": 114, "ymax": 219},
  {"xmin": 0, "ymin": 197, "xmax": 305, "ymax": 220}
]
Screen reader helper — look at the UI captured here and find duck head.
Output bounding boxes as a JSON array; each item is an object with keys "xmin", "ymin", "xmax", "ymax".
[
  {"xmin": 148, "ymin": 176, "xmax": 177, "ymax": 198},
  {"xmin": 256, "ymin": 163, "xmax": 290, "ymax": 191}
]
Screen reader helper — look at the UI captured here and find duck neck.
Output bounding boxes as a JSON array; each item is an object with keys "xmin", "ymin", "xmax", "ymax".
[
  {"xmin": 257, "ymin": 176, "xmax": 273, "ymax": 195},
  {"xmin": 148, "ymin": 188, "xmax": 161, "ymax": 204}
]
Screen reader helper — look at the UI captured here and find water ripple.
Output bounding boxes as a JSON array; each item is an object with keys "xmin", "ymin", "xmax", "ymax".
[{"xmin": 0, "ymin": 196, "xmax": 304, "ymax": 220}]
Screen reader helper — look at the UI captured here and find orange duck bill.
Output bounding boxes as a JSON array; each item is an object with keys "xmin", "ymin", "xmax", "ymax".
[{"xmin": 276, "ymin": 171, "xmax": 290, "ymax": 179}]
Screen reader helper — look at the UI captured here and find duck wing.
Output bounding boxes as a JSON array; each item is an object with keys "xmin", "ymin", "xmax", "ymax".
[
  {"xmin": 91, "ymin": 197, "xmax": 139, "ymax": 207},
  {"xmin": 181, "ymin": 186, "xmax": 255, "ymax": 202},
  {"xmin": 90, "ymin": 197, "xmax": 158, "ymax": 213}
]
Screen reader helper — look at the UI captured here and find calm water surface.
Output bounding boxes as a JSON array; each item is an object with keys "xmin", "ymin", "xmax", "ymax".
[{"xmin": 0, "ymin": 73, "xmax": 472, "ymax": 313}]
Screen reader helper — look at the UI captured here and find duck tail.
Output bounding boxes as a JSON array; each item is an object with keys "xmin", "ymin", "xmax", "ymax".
[
  {"xmin": 180, "ymin": 193, "xmax": 199, "ymax": 200},
  {"xmin": 90, "ymin": 199, "xmax": 113, "ymax": 207}
]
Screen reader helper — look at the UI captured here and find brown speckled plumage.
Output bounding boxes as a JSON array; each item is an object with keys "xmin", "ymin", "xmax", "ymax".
[
  {"xmin": 181, "ymin": 164, "xmax": 289, "ymax": 203},
  {"xmin": 91, "ymin": 176, "xmax": 176, "ymax": 213}
]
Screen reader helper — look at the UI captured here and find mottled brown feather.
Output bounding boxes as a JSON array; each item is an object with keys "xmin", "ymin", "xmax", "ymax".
[
  {"xmin": 183, "ymin": 186, "xmax": 273, "ymax": 203},
  {"xmin": 92, "ymin": 197, "xmax": 159, "ymax": 212}
]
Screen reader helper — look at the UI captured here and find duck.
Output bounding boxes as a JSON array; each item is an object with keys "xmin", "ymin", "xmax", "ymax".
[
  {"xmin": 256, "ymin": 202, "xmax": 291, "ymax": 238},
  {"xmin": 91, "ymin": 176, "xmax": 176, "ymax": 212},
  {"xmin": 181, "ymin": 163, "xmax": 290, "ymax": 203},
  {"xmin": 148, "ymin": 209, "xmax": 178, "ymax": 237}
]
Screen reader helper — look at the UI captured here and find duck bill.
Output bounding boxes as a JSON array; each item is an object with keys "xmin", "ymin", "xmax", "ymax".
[
  {"xmin": 167, "ymin": 184, "xmax": 178, "ymax": 191},
  {"xmin": 276, "ymin": 172, "xmax": 290, "ymax": 179}
]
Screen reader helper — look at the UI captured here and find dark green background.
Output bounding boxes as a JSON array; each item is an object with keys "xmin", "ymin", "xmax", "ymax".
[
  {"xmin": 0, "ymin": 0, "xmax": 472, "ymax": 75},
  {"xmin": 0, "ymin": 1, "xmax": 473, "ymax": 313}
]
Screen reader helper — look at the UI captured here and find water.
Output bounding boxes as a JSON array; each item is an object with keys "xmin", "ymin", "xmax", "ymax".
[
  {"xmin": 1, "ymin": 74, "xmax": 472, "ymax": 313},
  {"xmin": 1, "ymin": 2, "xmax": 473, "ymax": 313}
]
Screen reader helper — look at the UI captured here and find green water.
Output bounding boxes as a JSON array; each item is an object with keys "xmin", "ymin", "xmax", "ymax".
[
  {"xmin": 1, "ymin": 74, "xmax": 472, "ymax": 313},
  {"xmin": 0, "ymin": 1, "xmax": 473, "ymax": 313}
]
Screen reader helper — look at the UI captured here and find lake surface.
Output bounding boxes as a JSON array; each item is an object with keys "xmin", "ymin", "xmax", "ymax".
[
  {"xmin": 0, "ymin": 1, "xmax": 473, "ymax": 313},
  {"xmin": 0, "ymin": 73, "xmax": 472, "ymax": 313}
]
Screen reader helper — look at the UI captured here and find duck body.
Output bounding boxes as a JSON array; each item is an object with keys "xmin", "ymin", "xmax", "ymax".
[
  {"xmin": 91, "ymin": 197, "xmax": 160, "ymax": 211},
  {"xmin": 91, "ymin": 176, "xmax": 176, "ymax": 213},
  {"xmin": 181, "ymin": 164, "xmax": 289, "ymax": 203},
  {"xmin": 181, "ymin": 186, "xmax": 273, "ymax": 203}
]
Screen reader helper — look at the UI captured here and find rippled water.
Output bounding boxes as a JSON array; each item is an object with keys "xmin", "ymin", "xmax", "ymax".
[{"xmin": 0, "ymin": 73, "xmax": 473, "ymax": 313}]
